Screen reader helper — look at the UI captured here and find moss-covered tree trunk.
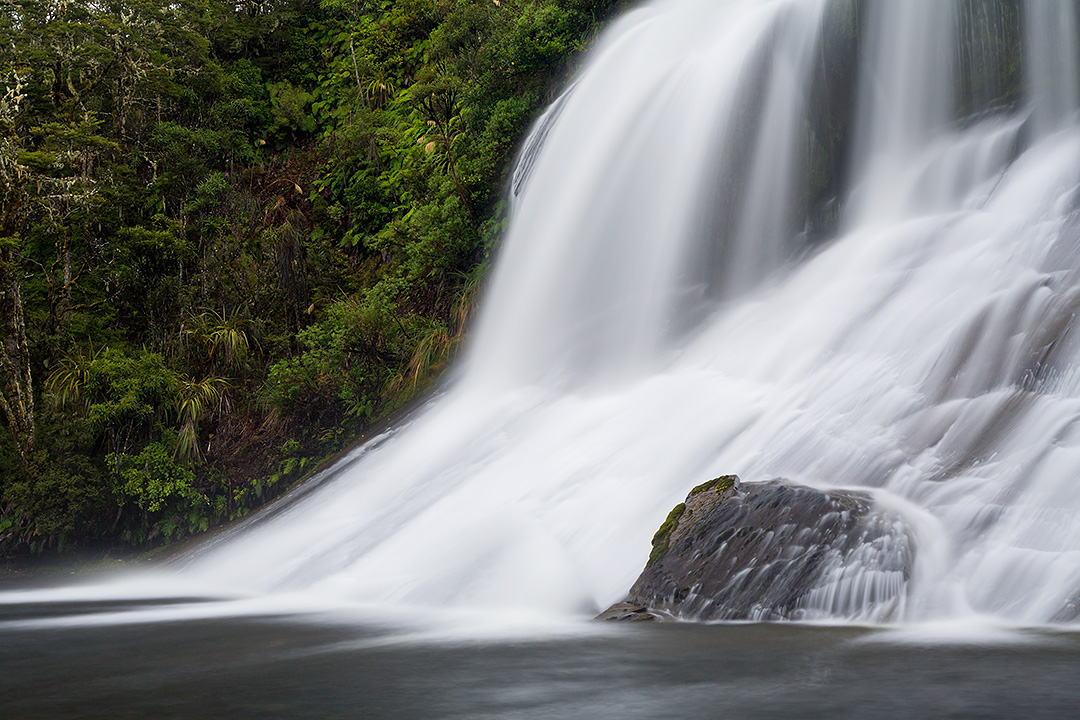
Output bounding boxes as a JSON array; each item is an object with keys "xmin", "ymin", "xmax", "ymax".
[
  {"xmin": 0, "ymin": 248, "xmax": 34, "ymax": 470},
  {"xmin": 0, "ymin": 78, "xmax": 34, "ymax": 472}
]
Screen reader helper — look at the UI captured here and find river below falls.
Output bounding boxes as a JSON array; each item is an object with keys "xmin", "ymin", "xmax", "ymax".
[{"xmin": 3, "ymin": 581, "xmax": 1080, "ymax": 719}]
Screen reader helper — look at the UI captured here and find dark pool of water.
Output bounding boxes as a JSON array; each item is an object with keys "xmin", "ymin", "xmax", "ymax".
[{"xmin": 3, "ymin": 595, "xmax": 1079, "ymax": 720}]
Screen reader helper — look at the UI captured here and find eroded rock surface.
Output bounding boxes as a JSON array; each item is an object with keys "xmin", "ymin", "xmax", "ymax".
[{"xmin": 602, "ymin": 476, "xmax": 913, "ymax": 622}]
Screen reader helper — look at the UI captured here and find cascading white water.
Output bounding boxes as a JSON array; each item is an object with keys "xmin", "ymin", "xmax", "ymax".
[
  {"xmin": 153, "ymin": 0, "xmax": 1080, "ymax": 625},
  {"xmin": 847, "ymin": 0, "xmax": 955, "ymax": 224},
  {"xmin": 1025, "ymin": 0, "xmax": 1079, "ymax": 136},
  {"xmin": 468, "ymin": 0, "xmax": 827, "ymax": 388}
]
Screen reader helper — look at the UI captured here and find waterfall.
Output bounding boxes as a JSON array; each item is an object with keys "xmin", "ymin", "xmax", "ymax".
[
  {"xmin": 177, "ymin": 0, "xmax": 1080, "ymax": 626},
  {"xmin": 846, "ymin": 0, "xmax": 955, "ymax": 224},
  {"xmin": 1025, "ymin": 0, "xmax": 1079, "ymax": 136}
]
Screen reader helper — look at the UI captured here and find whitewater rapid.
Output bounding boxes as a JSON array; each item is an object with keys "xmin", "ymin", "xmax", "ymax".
[{"xmin": 11, "ymin": 0, "xmax": 1080, "ymax": 628}]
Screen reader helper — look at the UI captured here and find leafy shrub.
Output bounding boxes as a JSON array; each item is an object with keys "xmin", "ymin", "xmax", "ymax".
[{"xmin": 110, "ymin": 441, "xmax": 201, "ymax": 513}]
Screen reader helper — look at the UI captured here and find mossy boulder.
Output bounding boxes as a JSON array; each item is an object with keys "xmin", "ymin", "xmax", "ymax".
[{"xmin": 601, "ymin": 476, "xmax": 913, "ymax": 622}]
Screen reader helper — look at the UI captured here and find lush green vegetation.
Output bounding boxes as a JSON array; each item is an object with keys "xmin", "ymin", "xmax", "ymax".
[{"xmin": 0, "ymin": 0, "xmax": 628, "ymax": 554}]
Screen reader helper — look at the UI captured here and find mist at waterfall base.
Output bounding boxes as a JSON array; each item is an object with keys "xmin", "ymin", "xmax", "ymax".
[{"xmin": 9, "ymin": 0, "xmax": 1080, "ymax": 715}]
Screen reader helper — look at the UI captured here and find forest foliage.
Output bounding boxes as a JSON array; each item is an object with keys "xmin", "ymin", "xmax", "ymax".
[{"xmin": 0, "ymin": 0, "xmax": 628, "ymax": 553}]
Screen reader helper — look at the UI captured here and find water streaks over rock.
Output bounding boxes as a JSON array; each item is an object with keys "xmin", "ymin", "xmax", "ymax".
[{"xmin": 603, "ymin": 476, "xmax": 913, "ymax": 622}]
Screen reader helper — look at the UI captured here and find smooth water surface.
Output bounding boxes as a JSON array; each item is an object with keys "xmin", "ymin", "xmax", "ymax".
[{"xmin": 3, "ymin": 594, "xmax": 1079, "ymax": 719}]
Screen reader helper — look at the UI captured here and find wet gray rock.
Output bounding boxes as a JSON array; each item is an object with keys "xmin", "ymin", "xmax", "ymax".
[
  {"xmin": 593, "ymin": 602, "xmax": 663, "ymax": 622},
  {"xmin": 601, "ymin": 475, "xmax": 913, "ymax": 622}
]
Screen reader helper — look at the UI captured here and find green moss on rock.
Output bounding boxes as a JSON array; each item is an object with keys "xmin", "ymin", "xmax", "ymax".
[
  {"xmin": 689, "ymin": 474, "xmax": 739, "ymax": 496},
  {"xmin": 648, "ymin": 502, "xmax": 686, "ymax": 567}
]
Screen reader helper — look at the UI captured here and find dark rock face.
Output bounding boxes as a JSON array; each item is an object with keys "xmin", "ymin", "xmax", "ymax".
[{"xmin": 603, "ymin": 476, "xmax": 913, "ymax": 622}]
